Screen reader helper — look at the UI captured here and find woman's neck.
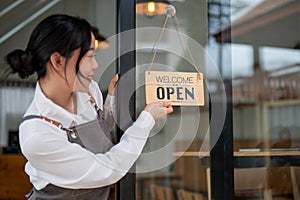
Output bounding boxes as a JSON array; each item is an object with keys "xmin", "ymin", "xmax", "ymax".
[{"xmin": 39, "ymin": 76, "xmax": 76, "ymax": 114}]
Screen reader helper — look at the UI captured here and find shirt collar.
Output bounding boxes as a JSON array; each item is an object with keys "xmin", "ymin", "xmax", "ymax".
[{"xmin": 33, "ymin": 82, "xmax": 97, "ymax": 127}]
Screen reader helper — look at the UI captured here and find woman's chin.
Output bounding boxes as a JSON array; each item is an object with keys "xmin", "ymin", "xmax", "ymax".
[{"xmin": 73, "ymin": 79, "xmax": 91, "ymax": 92}]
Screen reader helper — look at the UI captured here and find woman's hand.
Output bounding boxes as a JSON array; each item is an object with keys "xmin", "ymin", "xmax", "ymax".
[
  {"xmin": 144, "ymin": 102, "xmax": 173, "ymax": 120},
  {"xmin": 108, "ymin": 74, "xmax": 119, "ymax": 96}
]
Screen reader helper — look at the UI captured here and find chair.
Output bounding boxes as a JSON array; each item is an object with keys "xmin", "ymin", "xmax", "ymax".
[
  {"xmin": 150, "ymin": 184, "xmax": 175, "ymax": 200},
  {"xmin": 266, "ymin": 167, "xmax": 294, "ymax": 199},
  {"xmin": 290, "ymin": 166, "xmax": 300, "ymax": 199},
  {"xmin": 206, "ymin": 168, "xmax": 211, "ymax": 200},
  {"xmin": 234, "ymin": 167, "xmax": 272, "ymax": 200},
  {"xmin": 206, "ymin": 167, "xmax": 272, "ymax": 200},
  {"xmin": 177, "ymin": 189, "xmax": 204, "ymax": 200}
]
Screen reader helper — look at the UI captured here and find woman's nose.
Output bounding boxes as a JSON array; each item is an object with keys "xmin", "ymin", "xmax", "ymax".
[{"xmin": 93, "ymin": 59, "xmax": 99, "ymax": 70}]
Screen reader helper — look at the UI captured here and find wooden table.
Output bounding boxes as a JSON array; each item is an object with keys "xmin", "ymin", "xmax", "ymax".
[
  {"xmin": 173, "ymin": 151, "xmax": 300, "ymax": 157},
  {"xmin": 0, "ymin": 154, "xmax": 32, "ymax": 199},
  {"xmin": 173, "ymin": 151, "xmax": 300, "ymax": 167}
]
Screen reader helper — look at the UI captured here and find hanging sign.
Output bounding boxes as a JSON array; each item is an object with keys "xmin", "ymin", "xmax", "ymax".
[{"xmin": 145, "ymin": 71, "xmax": 204, "ymax": 106}]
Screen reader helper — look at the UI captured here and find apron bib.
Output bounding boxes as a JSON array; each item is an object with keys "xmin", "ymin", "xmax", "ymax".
[{"xmin": 23, "ymin": 96, "xmax": 115, "ymax": 200}]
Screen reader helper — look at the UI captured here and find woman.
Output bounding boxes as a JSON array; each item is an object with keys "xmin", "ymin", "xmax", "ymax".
[{"xmin": 5, "ymin": 14, "xmax": 173, "ymax": 199}]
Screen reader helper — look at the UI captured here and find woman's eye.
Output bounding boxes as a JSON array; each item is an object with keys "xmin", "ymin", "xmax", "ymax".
[{"xmin": 88, "ymin": 53, "xmax": 96, "ymax": 58}]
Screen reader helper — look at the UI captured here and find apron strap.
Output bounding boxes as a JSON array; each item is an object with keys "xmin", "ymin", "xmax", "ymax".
[
  {"xmin": 21, "ymin": 94, "xmax": 103, "ymax": 128},
  {"xmin": 21, "ymin": 115, "xmax": 64, "ymax": 129},
  {"xmin": 88, "ymin": 92, "xmax": 104, "ymax": 120}
]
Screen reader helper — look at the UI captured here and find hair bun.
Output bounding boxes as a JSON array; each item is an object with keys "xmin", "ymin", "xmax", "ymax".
[{"xmin": 6, "ymin": 49, "xmax": 35, "ymax": 79}]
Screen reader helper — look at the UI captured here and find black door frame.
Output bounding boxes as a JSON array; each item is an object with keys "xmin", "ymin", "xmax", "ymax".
[
  {"xmin": 208, "ymin": 0, "xmax": 234, "ymax": 199},
  {"xmin": 116, "ymin": 0, "xmax": 234, "ymax": 199},
  {"xmin": 116, "ymin": 0, "xmax": 136, "ymax": 199}
]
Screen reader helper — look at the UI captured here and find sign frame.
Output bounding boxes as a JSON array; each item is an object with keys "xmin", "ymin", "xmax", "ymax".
[{"xmin": 145, "ymin": 70, "xmax": 204, "ymax": 106}]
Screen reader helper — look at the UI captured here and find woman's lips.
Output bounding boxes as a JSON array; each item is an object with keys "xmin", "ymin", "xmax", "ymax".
[{"xmin": 87, "ymin": 74, "xmax": 94, "ymax": 80}]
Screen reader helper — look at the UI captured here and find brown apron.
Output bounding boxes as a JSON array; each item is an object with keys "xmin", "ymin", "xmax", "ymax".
[{"xmin": 23, "ymin": 96, "xmax": 115, "ymax": 200}]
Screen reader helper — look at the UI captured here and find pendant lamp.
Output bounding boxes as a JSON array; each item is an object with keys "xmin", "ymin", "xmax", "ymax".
[
  {"xmin": 136, "ymin": 0, "xmax": 170, "ymax": 16},
  {"xmin": 91, "ymin": 26, "xmax": 110, "ymax": 49}
]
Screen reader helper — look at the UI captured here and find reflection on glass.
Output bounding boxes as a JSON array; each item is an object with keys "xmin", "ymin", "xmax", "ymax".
[
  {"xmin": 136, "ymin": 0, "xmax": 300, "ymax": 198},
  {"xmin": 230, "ymin": 0, "xmax": 300, "ymax": 199},
  {"xmin": 136, "ymin": 1, "xmax": 210, "ymax": 199}
]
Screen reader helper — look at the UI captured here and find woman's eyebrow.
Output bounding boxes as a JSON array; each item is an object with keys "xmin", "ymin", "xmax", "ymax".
[{"xmin": 89, "ymin": 48, "xmax": 95, "ymax": 51}]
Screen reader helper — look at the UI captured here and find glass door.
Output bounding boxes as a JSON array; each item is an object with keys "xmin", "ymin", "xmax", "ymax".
[
  {"xmin": 133, "ymin": 0, "xmax": 232, "ymax": 199},
  {"xmin": 217, "ymin": 0, "xmax": 300, "ymax": 199}
]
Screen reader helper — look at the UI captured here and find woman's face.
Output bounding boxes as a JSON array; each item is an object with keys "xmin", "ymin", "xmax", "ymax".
[{"xmin": 72, "ymin": 33, "xmax": 99, "ymax": 92}]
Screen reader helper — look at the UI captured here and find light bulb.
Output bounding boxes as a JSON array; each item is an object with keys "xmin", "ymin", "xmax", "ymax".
[
  {"xmin": 147, "ymin": 2, "xmax": 156, "ymax": 15},
  {"xmin": 95, "ymin": 40, "xmax": 99, "ymax": 49}
]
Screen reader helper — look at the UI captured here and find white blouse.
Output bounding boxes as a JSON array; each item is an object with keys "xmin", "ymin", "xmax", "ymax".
[{"xmin": 19, "ymin": 80, "xmax": 154, "ymax": 190}]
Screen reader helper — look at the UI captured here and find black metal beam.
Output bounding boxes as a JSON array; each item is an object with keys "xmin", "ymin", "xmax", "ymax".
[
  {"xmin": 116, "ymin": 0, "xmax": 136, "ymax": 200},
  {"xmin": 210, "ymin": 85, "xmax": 234, "ymax": 199},
  {"xmin": 209, "ymin": 0, "xmax": 234, "ymax": 199}
]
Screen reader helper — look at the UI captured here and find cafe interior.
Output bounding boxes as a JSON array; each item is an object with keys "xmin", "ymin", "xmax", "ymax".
[{"xmin": 0, "ymin": 0, "xmax": 300, "ymax": 199}]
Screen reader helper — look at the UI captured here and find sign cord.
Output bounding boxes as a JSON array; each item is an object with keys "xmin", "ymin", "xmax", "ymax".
[
  {"xmin": 148, "ymin": 8, "xmax": 198, "ymax": 72},
  {"xmin": 148, "ymin": 15, "xmax": 169, "ymax": 72}
]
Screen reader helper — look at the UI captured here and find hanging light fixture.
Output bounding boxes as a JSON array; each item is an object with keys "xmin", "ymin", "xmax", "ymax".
[
  {"xmin": 91, "ymin": 26, "xmax": 110, "ymax": 49},
  {"xmin": 136, "ymin": 0, "xmax": 170, "ymax": 16}
]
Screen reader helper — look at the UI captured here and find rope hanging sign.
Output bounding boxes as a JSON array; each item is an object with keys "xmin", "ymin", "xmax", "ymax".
[{"xmin": 145, "ymin": 5, "xmax": 204, "ymax": 106}]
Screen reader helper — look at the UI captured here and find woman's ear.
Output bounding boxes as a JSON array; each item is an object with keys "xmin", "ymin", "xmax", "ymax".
[{"xmin": 49, "ymin": 52, "xmax": 65, "ymax": 73}]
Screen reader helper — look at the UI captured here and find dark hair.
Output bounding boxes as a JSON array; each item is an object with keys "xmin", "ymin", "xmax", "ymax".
[{"xmin": 5, "ymin": 14, "xmax": 92, "ymax": 79}]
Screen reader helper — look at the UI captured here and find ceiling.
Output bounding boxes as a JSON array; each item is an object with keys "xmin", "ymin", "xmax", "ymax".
[
  {"xmin": 214, "ymin": 0, "xmax": 300, "ymax": 49},
  {"xmin": 1, "ymin": 0, "xmax": 299, "ymax": 83},
  {"xmin": 0, "ymin": 0, "xmax": 115, "ymax": 82}
]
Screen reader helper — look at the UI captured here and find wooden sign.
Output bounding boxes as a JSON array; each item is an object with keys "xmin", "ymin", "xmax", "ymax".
[{"xmin": 145, "ymin": 71, "xmax": 204, "ymax": 106}]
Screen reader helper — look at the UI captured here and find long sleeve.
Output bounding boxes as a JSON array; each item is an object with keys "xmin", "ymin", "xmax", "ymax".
[
  {"xmin": 103, "ymin": 94, "xmax": 115, "ymax": 132},
  {"xmin": 20, "ymin": 111, "xmax": 154, "ymax": 190}
]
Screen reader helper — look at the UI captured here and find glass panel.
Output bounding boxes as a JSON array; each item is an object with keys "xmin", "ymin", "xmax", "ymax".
[
  {"xmin": 228, "ymin": 0, "xmax": 300, "ymax": 199},
  {"xmin": 135, "ymin": 0, "xmax": 224, "ymax": 199}
]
